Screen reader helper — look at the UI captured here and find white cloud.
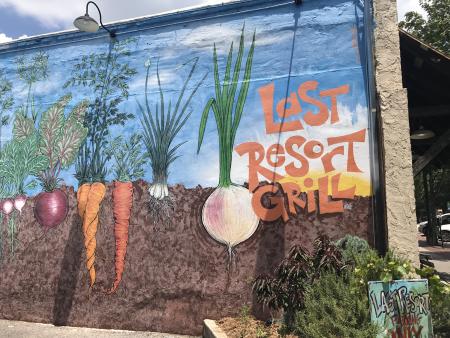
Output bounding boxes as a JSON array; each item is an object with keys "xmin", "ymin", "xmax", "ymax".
[
  {"xmin": 0, "ymin": 33, "xmax": 13, "ymax": 43},
  {"xmin": 0, "ymin": 0, "xmax": 234, "ymax": 30},
  {"xmin": 0, "ymin": 32, "xmax": 28, "ymax": 44},
  {"xmin": 397, "ymin": 0, "xmax": 427, "ymax": 21}
]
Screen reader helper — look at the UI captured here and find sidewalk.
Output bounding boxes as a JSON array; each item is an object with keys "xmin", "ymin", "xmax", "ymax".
[
  {"xmin": 0, "ymin": 320, "xmax": 199, "ymax": 338},
  {"xmin": 418, "ymin": 233, "xmax": 450, "ymax": 281}
]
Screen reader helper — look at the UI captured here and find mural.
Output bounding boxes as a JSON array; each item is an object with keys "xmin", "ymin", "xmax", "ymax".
[{"xmin": 0, "ymin": 0, "xmax": 375, "ymax": 334}]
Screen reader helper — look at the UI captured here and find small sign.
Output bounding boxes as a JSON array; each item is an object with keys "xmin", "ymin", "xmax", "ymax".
[{"xmin": 368, "ymin": 279, "xmax": 433, "ymax": 337}]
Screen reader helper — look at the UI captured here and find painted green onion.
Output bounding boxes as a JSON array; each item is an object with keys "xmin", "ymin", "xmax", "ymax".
[
  {"xmin": 197, "ymin": 26, "xmax": 259, "ymax": 256},
  {"xmin": 139, "ymin": 57, "xmax": 206, "ymax": 208}
]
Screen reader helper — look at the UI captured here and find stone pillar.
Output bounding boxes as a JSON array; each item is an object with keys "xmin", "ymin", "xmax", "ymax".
[{"xmin": 372, "ymin": 0, "xmax": 419, "ymax": 265}]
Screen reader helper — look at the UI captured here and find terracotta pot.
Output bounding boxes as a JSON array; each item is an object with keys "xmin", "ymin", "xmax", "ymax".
[{"xmin": 34, "ymin": 189, "xmax": 69, "ymax": 229}]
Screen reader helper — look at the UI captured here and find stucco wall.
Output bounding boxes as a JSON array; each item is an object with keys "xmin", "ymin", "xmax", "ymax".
[{"xmin": 372, "ymin": 0, "xmax": 419, "ymax": 264}]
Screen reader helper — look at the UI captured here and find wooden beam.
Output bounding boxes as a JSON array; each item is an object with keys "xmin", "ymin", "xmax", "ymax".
[
  {"xmin": 409, "ymin": 105, "xmax": 450, "ymax": 117},
  {"xmin": 413, "ymin": 128, "xmax": 450, "ymax": 176}
]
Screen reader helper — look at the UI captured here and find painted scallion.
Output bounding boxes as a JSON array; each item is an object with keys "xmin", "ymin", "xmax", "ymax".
[{"xmin": 197, "ymin": 26, "xmax": 259, "ymax": 258}]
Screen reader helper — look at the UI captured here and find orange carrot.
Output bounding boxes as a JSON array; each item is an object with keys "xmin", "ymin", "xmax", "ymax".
[
  {"xmin": 77, "ymin": 183, "xmax": 91, "ymax": 219},
  {"xmin": 81, "ymin": 182, "xmax": 106, "ymax": 289},
  {"xmin": 107, "ymin": 181, "xmax": 133, "ymax": 294}
]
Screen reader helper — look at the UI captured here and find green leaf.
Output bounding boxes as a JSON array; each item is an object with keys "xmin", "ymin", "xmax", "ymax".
[
  {"xmin": 197, "ymin": 98, "xmax": 215, "ymax": 153},
  {"xmin": 13, "ymin": 113, "xmax": 34, "ymax": 140},
  {"xmin": 39, "ymin": 95, "xmax": 71, "ymax": 163}
]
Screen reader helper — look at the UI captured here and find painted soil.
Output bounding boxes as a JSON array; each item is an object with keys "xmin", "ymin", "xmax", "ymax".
[{"xmin": 0, "ymin": 181, "xmax": 371, "ymax": 335}]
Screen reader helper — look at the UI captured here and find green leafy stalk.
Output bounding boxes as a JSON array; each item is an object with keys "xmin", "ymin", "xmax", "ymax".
[
  {"xmin": 197, "ymin": 27, "xmax": 256, "ymax": 188},
  {"xmin": 15, "ymin": 51, "xmax": 49, "ymax": 124},
  {"xmin": 0, "ymin": 69, "xmax": 14, "ymax": 153},
  {"xmin": 105, "ymin": 134, "xmax": 146, "ymax": 182},
  {"xmin": 139, "ymin": 57, "xmax": 206, "ymax": 187},
  {"xmin": 0, "ymin": 133, "xmax": 48, "ymax": 195},
  {"xmin": 64, "ymin": 39, "xmax": 137, "ymax": 184},
  {"xmin": 13, "ymin": 95, "xmax": 88, "ymax": 192}
]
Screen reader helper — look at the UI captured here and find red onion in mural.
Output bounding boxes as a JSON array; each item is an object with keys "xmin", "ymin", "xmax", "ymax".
[{"xmin": 34, "ymin": 190, "xmax": 68, "ymax": 229}]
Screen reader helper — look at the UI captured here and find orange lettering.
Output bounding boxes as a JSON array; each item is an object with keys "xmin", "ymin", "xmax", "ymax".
[
  {"xmin": 320, "ymin": 84, "xmax": 350, "ymax": 124},
  {"xmin": 266, "ymin": 144, "xmax": 285, "ymax": 168},
  {"xmin": 252, "ymin": 184, "xmax": 289, "ymax": 222},
  {"xmin": 318, "ymin": 176, "xmax": 344, "ymax": 214},
  {"xmin": 235, "ymin": 142, "xmax": 284, "ymax": 192},
  {"xmin": 327, "ymin": 129, "xmax": 366, "ymax": 173},
  {"xmin": 281, "ymin": 182, "xmax": 306, "ymax": 215},
  {"xmin": 298, "ymin": 81, "xmax": 329, "ymax": 126},
  {"xmin": 276, "ymin": 92, "xmax": 302, "ymax": 119},
  {"xmin": 285, "ymin": 136, "xmax": 309, "ymax": 177},
  {"xmin": 259, "ymin": 82, "xmax": 303, "ymax": 134}
]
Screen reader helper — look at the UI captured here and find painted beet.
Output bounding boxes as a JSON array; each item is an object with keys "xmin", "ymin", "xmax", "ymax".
[{"xmin": 34, "ymin": 189, "xmax": 68, "ymax": 229}]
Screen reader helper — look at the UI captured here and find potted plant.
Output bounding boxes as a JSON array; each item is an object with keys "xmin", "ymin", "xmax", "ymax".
[{"xmin": 14, "ymin": 94, "xmax": 89, "ymax": 229}]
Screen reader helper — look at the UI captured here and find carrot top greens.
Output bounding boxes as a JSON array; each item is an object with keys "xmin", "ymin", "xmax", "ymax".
[{"xmin": 197, "ymin": 27, "xmax": 256, "ymax": 188}]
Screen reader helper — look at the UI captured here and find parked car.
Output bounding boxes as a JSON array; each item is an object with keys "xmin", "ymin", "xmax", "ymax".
[{"xmin": 419, "ymin": 213, "xmax": 450, "ymax": 242}]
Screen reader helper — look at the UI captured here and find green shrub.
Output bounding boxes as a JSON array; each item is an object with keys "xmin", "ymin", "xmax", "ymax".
[
  {"xmin": 294, "ymin": 272, "xmax": 380, "ymax": 338},
  {"xmin": 416, "ymin": 266, "xmax": 450, "ymax": 337},
  {"xmin": 335, "ymin": 235, "xmax": 370, "ymax": 264},
  {"xmin": 252, "ymin": 236, "xmax": 344, "ymax": 330}
]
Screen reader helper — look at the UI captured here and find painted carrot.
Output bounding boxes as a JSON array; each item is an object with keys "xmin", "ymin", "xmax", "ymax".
[
  {"xmin": 77, "ymin": 183, "xmax": 91, "ymax": 220},
  {"xmin": 81, "ymin": 182, "xmax": 106, "ymax": 288},
  {"xmin": 107, "ymin": 181, "xmax": 133, "ymax": 294},
  {"xmin": 105, "ymin": 134, "xmax": 145, "ymax": 294}
]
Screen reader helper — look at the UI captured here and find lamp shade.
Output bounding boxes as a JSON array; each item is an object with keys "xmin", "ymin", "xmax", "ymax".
[
  {"xmin": 73, "ymin": 14, "xmax": 99, "ymax": 33},
  {"xmin": 411, "ymin": 126, "xmax": 435, "ymax": 140}
]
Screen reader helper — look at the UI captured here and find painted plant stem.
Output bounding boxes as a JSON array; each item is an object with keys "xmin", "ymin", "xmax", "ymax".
[
  {"xmin": 197, "ymin": 27, "xmax": 259, "ymax": 259},
  {"xmin": 139, "ymin": 58, "xmax": 206, "ymax": 202}
]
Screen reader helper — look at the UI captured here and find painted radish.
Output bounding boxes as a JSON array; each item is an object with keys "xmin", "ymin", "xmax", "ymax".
[
  {"xmin": 197, "ymin": 28, "xmax": 259, "ymax": 258},
  {"xmin": 2, "ymin": 199, "xmax": 14, "ymax": 215},
  {"xmin": 13, "ymin": 195, "xmax": 27, "ymax": 214}
]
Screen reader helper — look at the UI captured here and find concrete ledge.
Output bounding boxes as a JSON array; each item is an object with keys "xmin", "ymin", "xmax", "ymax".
[
  {"xmin": 203, "ymin": 319, "xmax": 228, "ymax": 338},
  {"xmin": 0, "ymin": 319, "xmax": 198, "ymax": 338}
]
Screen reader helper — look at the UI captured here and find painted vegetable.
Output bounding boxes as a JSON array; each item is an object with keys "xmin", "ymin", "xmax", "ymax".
[
  {"xmin": 2, "ymin": 199, "xmax": 13, "ymax": 215},
  {"xmin": 138, "ymin": 58, "xmax": 206, "ymax": 220},
  {"xmin": 197, "ymin": 27, "xmax": 259, "ymax": 257},
  {"xmin": 34, "ymin": 190, "xmax": 68, "ymax": 229},
  {"xmin": 35, "ymin": 95, "xmax": 88, "ymax": 228},
  {"xmin": 13, "ymin": 195, "xmax": 27, "ymax": 214},
  {"xmin": 0, "ymin": 132, "xmax": 48, "ymax": 256},
  {"xmin": 77, "ymin": 182, "xmax": 106, "ymax": 289},
  {"xmin": 65, "ymin": 39, "xmax": 137, "ymax": 289},
  {"xmin": 105, "ymin": 134, "xmax": 145, "ymax": 294}
]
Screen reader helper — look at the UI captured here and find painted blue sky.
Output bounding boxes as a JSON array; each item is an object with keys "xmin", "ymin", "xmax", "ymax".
[
  {"xmin": 0, "ymin": 0, "xmax": 426, "ymax": 43},
  {"xmin": 1, "ymin": 0, "xmax": 374, "ymax": 194}
]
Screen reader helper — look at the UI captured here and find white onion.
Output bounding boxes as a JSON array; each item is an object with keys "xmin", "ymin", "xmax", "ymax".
[
  {"xmin": 14, "ymin": 195, "xmax": 27, "ymax": 214},
  {"xmin": 2, "ymin": 199, "xmax": 14, "ymax": 215},
  {"xmin": 202, "ymin": 185, "xmax": 259, "ymax": 250},
  {"xmin": 148, "ymin": 183, "xmax": 169, "ymax": 200}
]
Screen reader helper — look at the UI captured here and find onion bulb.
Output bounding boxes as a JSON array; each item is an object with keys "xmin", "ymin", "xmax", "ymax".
[
  {"xmin": 148, "ymin": 183, "xmax": 169, "ymax": 200},
  {"xmin": 14, "ymin": 195, "xmax": 27, "ymax": 214},
  {"xmin": 2, "ymin": 199, "xmax": 14, "ymax": 215},
  {"xmin": 202, "ymin": 185, "xmax": 259, "ymax": 250}
]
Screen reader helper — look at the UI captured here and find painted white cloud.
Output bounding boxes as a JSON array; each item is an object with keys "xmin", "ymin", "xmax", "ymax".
[
  {"xmin": 0, "ymin": 0, "xmax": 234, "ymax": 30},
  {"xmin": 0, "ymin": 33, "xmax": 27, "ymax": 43}
]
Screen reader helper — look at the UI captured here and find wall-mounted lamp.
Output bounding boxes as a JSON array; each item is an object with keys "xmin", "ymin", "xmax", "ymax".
[
  {"xmin": 74, "ymin": 1, "xmax": 116, "ymax": 38},
  {"xmin": 411, "ymin": 126, "xmax": 435, "ymax": 140}
]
